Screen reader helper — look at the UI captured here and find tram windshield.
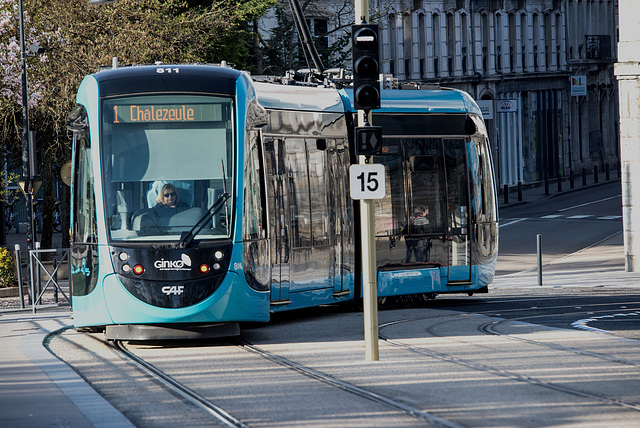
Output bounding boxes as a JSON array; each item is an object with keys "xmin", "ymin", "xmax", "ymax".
[{"xmin": 100, "ymin": 94, "xmax": 235, "ymax": 242}]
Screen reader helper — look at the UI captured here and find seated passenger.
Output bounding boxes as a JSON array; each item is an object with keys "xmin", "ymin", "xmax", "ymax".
[{"xmin": 154, "ymin": 183, "xmax": 188, "ymax": 209}]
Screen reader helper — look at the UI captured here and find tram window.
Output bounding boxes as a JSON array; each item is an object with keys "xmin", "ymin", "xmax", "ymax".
[
  {"xmin": 101, "ymin": 94, "xmax": 235, "ymax": 242},
  {"xmin": 443, "ymin": 139, "xmax": 469, "ymax": 229},
  {"xmin": 308, "ymin": 145, "xmax": 329, "ymax": 246},
  {"xmin": 73, "ymin": 132, "xmax": 98, "ymax": 244},
  {"xmin": 407, "ymin": 154, "xmax": 443, "ymax": 234},
  {"xmin": 243, "ymin": 139, "xmax": 265, "ymax": 240},
  {"xmin": 285, "ymin": 139, "xmax": 311, "ymax": 248},
  {"xmin": 373, "ymin": 154, "xmax": 405, "ymax": 236},
  {"xmin": 478, "ymin": 138, "xmax": 496, "ymax": 222}
]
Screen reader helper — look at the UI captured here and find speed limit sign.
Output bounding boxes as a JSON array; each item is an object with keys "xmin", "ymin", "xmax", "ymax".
[{"xmin": 349, "ymin": 164, "xmax": 386, "ymax": 200}]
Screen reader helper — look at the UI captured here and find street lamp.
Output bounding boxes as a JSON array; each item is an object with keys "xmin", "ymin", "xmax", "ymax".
[
  {"xmin": 18, "ymin": 0, "xmax": 33, "ymax": 250},
  {"xmin": 18, "ymin": 0, "xmax": 43, "ymax": 251}
]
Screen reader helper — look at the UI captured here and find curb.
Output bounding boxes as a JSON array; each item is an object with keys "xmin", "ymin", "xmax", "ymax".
[{"xmin": 0, "ymin": 286, "xmax": 29, "ymax": 298}]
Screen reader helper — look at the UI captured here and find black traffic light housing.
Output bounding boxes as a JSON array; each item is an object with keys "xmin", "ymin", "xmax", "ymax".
[
  {"xmin": 355, "ymin": 125, "xmax": 383, "ymax": 156},
  {"xmin": 352, "ymin": 24, "xmax": 380, "ymax": 111}
]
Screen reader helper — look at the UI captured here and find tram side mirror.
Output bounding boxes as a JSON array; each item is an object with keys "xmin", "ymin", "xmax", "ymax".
[
  {"xmin": 67, "ymin": 105, "xmax": 88, "ymax": 132},
  {"xmin": 60, "ymin": 162, "xmax": 72, "ymax": 187}
]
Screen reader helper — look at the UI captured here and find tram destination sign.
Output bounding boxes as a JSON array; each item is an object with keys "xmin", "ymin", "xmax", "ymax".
[{"xmin": 110, "ymin": 103, "xmax": 222, "ymax": 124}]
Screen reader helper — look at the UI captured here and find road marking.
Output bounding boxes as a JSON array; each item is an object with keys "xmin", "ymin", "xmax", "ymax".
[
  {"xmin": 558, "ymin": 194, "xmax": 621, "ymax": 212},
  {"xmin": 499, "ymin": 218, "xmax": 527, "ymax": 228},
  {"xmin": 572, "ymin": 311, "xmax": 640, "ymax": 334},
  {"xmin": 539, "ymin": 214, "xmax": 621, "ymax": 221}
]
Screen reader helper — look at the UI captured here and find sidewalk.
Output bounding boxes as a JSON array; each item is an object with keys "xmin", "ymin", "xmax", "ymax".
[
  {"xmin": 497, "ymin": 169, "xmax": 621, "ymax": 209},
  {"xmin": 0, "ymin": 310, "xmax": 134, "ymax": 428}
]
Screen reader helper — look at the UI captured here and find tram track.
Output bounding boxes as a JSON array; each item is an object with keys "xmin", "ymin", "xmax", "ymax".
[
  {"xmin": 479, "ymin": 318, "xmax": 640, "ymax": 366},
  {"xmin": 113, "ymin": 340, "xmax": 249, "ymax": 428},
  {"xmin": 233, "ymin": 338, "xmax": 462, "ymax": 428},
  {"xmin": 49, "ymin": 326, "xmax": 462, "ymax": 427},
  {"xmin": 117, "ymin": 336, "xmax": 462, "ymax": 428},
  {"xmin": 379, "ymin": 318, "xmax": 640, "ymax": 413}
]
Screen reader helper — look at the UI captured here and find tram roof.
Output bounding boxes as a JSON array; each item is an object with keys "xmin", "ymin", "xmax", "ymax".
[
  {"xmin": 252, "ymin": 81, "xmax": 345, "ymax": 113},
  {"xmin": 90, "ymin": 64, "xmax": 242, "ymax": 97},
  {"xmin": 340, "ymin": 87, "xmax": 482, "ymax": 116}
]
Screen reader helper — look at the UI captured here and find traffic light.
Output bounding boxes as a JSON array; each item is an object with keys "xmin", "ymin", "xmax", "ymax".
[
  {"xmin": 352, "ymin": 24, "xmax": 380, "ymax": 111},
  {"xmin": 355, "ymin": 125, "xmax": 383, "ymax": 156}
]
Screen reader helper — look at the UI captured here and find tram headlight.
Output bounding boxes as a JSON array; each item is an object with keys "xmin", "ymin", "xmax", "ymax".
[
  {"xmin": 133, "ymin": 264, "xmax": 144, "ymax": 275},
  {"xmin": 118, "ymin": 251, "xmax": 129, "ymax": 262},
  {"xmin": 122, "ymin": 264, "xmax": 131, "ymax": 273},
  {"xmin": 213, "ymin": 263, "xmax": 221, "ymax": 271},
  {"xmin": 214, "ymin": 250, "xmax": 224, "ymax": 260}
]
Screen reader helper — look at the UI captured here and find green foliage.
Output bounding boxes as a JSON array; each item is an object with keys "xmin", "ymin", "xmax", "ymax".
[
  {"xmin": 0, "ymin": 172, "xmax": 22, "ymax": 206},
  {"xmin": 1, "ymin": 0, "xmax": 274, "ymax": 249},
  {"xmin": 0, "ymin": 247, "xmax": 17, "ymax": 288}
]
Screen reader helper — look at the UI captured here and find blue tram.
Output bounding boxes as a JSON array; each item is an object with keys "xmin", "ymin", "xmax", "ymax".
[{"xmin": 67, "ymin": 64, "xmax": 497, "ymax": 339}]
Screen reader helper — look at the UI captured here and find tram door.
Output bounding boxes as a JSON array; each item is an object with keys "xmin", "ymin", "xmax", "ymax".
[
  {"xmin": 327, "ymin": 139, "xmax": 351, "ymax": 294},
  {"xmin": 444, "ymin": 139, "xmax": 471, "ymax": 283},
  {"xmin": 264, "ymin": 138, "xmax": 290, "ymax": 302}
]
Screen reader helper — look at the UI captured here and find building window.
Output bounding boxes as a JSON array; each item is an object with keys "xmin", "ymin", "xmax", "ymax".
[
  {"xmin": 390, "ymin": 14, "xmax": 397, "ymax": 75},
  {"xmin": 521, "ymin": 12, "xmax": 527, "ymax": 69},
  {"xmin": 481, "ymin": 13, "xmax": 489, "ymax": 73},
  {"xmin": 419, "ymin": 13, "xmax": 426, "ymax": 78},
  {"xmin": 495, "ymin": 13, "xmax": 503, "ymax": 72},
  {"xmin": 432, "ymin": 13, "xmax": 440, "ymax": 77},
  {"xmin": 306, "ymin": 18, "xmax": 329, "ymax": 66},
  {"xmin": 461, "ymin": 13, "xmax": 468, "ymax": 74},
  {"xmin": 532, "ymin": 13, "xmax": 539, "ymax": 70},
  {"xmin": 446, "ymin": 12, "xmax": 455, "ymax": 75},
  {"xmin": 404, "ymin": 13, "xmax": 412, "ymax": 78}
]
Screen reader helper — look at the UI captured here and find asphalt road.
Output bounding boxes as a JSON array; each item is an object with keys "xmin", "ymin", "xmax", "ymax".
[{"xmin": 496, "ymin": 180, "xmax": 623, "ymax": 275}]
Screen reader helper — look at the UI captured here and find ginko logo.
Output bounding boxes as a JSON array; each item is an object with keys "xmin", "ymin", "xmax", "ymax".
[{"xmin": 154, "ymin": 254, "xmax": 192, "ymax": 270}]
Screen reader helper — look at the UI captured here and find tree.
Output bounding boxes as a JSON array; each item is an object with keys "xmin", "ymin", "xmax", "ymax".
[
  {"xmin": 0, "ymin": 0, "xmax": 273, "ymax": 249},
  {"xmin": 249, "ymin": 0, "xmax": 353, "ymax": 76}
]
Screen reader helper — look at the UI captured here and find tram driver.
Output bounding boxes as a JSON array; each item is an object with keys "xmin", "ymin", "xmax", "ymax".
[{"xmin": 154, "ymin": 183, "xmax": 188, "ymax": 209}]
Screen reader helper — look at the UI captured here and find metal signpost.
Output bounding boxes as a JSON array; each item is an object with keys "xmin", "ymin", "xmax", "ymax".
[{"xmin": 352, "ymin": 0, "xmax": 382, "ymax": 361}]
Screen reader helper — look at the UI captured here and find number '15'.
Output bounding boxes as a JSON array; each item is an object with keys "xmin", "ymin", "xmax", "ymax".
[{"xmin": 356, "ymin": 171, "xmax": 379, "ymax": 192}]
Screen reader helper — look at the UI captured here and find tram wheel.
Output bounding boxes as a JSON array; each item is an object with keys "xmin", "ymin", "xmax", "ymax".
[{"xmin": 422, "ymin": 293, "xmax": 437, "ymax": 302}]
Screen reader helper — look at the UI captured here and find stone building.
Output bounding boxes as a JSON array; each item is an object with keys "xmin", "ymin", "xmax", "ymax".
[{"xmin": 259, "ymin": 0, "xmax": 619, "ymax": 187}]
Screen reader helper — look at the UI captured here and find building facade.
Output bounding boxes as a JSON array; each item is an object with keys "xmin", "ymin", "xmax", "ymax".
[{"xmin": 260, "ymin": 0, "xmax": 620, "ymax": 187}]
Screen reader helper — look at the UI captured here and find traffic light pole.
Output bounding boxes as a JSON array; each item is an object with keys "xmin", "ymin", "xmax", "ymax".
[
  {"xmin": 355, "ymin": 1, "xmax": 379, "ymax": 362},
  {"xmin": 359, "ymin": 114, "xmax": 379, "ymax": 362}
]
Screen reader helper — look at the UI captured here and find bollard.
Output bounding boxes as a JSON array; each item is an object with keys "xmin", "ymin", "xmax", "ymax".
[
  {"xmin": 582, "ymin": 168, "xmax": 587, "ymax": 186},
  {"xmin": 606, "ymin": 163, "xmax": 610, "ymax": 181},
  {"xmin": 570, "ymin": 170, "xmax": 575, "ymax": 189},
  {"xmin": 517, "ymin": 182, "xmax": 523, "ymax": 201},
  {"xmin": 594, "ymin": 165, "xmax": 599, "ymax": 183},
  {"xmin": 53, "ymin": 259, "xmax": 58, "ymax": 303},
  {"xmin": 537, "ymin": 234, "xmax": 543, "ymax": 286},
  {"xmin": 503, "ymin": 184, "xmax": 509, "ymax": 204},
  {"xmin": 14, "ymin": 244, "xmax": 25, "ymax": 309},
  {"xmin": 544, "ymin": 176, "xmax": 549, "ymax": 195},
  {"xmin": 34, "ymin": 242, "xmax": 41, "ymax": 301},
  {"xmin": 557, "ymin": 172, "xmax": 562, "ymax": 192}
]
